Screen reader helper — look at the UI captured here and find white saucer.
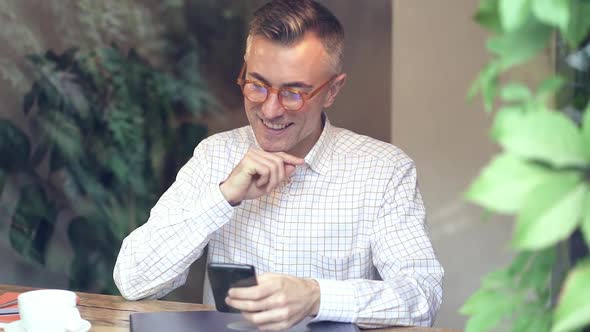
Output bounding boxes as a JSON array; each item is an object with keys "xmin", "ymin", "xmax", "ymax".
[{"xmin": 2, "ymin": 319, "xmax": 91, "ymax": 332}]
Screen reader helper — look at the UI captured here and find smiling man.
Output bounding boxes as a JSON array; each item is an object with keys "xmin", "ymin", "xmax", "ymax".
[{"xmin": 114, "ymin": 0, "xmax": 443, "ymax": 330}]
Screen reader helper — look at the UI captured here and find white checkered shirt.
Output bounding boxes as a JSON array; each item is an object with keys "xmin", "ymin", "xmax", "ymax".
[{"xmin": 113, "ymin": 115, "xmax": 444, "ymax": 328}]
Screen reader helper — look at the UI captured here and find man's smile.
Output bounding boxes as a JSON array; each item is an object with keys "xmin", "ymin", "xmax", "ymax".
[{"xmin": 260, "ymin": 117, "xmax": 294, "ymax": 130}]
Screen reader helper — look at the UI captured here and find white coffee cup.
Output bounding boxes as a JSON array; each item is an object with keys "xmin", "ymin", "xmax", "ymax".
[{"xmin": 18, "ymin": 289, "xmax": 84, "ymax": 332}]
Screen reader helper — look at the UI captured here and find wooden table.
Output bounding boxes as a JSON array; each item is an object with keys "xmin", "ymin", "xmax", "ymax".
[{"xmin": 0, "ymin": 284, "xmax": 459, "ymax": 332}]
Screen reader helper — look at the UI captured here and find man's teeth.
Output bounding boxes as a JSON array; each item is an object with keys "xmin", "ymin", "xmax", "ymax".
[{"xmin": 262, "ymin": 119, "xmax": 289, "ymax": 130}]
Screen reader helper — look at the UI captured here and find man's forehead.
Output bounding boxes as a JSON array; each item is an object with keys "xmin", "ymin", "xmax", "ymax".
[
  {"xmin": 251, "ymin": 34, "xmax": 323, "ymax": 52},
  {"xmin": 247, "ymin": 35, "xmax": 332, "ymax": 80}
]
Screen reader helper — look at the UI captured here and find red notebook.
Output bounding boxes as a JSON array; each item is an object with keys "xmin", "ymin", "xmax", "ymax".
[{"xmin": 0, "ymin": 293, "xmax": 19, "ymax": 323}]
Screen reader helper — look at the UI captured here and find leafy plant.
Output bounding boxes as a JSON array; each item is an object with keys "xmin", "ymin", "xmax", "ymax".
[
  {"xmin": 462, "ymin": 0, "xmax": 590, "ymax": 331},
  {"xmin": 0, "ymin": 45, "xmax": 215, "ymax": 294},
  {"xmin": 0, "ymin": 0, "xmax": 253, "ymax": 295}
]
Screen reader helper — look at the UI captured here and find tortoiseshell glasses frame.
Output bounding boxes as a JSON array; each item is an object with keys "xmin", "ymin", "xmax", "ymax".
[{"xmin": 236, "ymin": 62, "xmax": 337, "ymax": 111}]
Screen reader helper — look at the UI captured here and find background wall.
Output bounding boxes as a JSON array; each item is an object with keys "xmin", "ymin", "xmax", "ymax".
[{"xmin": 392, "ymin": 0, "xmax": 552, "ymax": 329}]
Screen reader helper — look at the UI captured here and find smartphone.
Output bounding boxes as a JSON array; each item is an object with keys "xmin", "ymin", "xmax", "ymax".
[{"xmin": 207, "ymin": 262, "xmax": 257, "ymax": 313}]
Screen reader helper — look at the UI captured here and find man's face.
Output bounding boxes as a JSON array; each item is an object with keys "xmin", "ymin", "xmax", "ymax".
[{"xmin": 243, "ymin": 34, "xmax": 343, "ymax": 158}]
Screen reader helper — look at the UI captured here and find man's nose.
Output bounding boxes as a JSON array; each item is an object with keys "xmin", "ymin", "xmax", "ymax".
[{"xmin": 261, "ymin": 92, "xmax": 286, "ymax": 119}]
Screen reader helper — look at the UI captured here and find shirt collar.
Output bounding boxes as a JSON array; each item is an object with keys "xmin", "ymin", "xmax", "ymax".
[{"xmin": 303, "ymin": 112, "xmax": 333, "ymax": 175}]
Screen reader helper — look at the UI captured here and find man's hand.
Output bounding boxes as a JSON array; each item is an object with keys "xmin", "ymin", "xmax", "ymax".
[
  {"xmin": 226, "ymin": 273, "xmax": 321, "ymax": 331},
  {"xmin": 220, "ymin": 148, "xmax": 304, "ymax": 205}
]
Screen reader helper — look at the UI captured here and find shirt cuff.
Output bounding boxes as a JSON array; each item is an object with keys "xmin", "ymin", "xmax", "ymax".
[
  {"xmin": 194, "ymin": 183, "xmax": 235, "ymax": 232},
  {"xmin": 311, "ymin": 279, "xmax": 357, "ymax": 323}
]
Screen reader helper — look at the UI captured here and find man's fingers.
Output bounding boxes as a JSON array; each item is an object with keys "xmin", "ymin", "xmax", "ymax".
[
  {"xmin": 226, "ymin": 297, "xmax": 267, "ymax": 313},
  {"xmin": 262, "ymin": 153, "xmax": 286, "ymax": 187},
  {"xmin": 251, "ymin": 155, "xmax": 279, "ymax": 190},
  {"xmin": 250, "ymin": 150, "xmax": 296, "ymax": 192},
  {"xmin": 228, "ymin": 283, "xmax": 274, "ymax": 301},
  {"xmin": 275, "ymin": 152, "xmax": 305, "ymax": 166},
  {"xmin": 249, "ymin": 160, "xmax": 270, "ymax": 187},
  {"xmin": 241, "ymin": 308, "xmax": 291, "ymax": 328}
]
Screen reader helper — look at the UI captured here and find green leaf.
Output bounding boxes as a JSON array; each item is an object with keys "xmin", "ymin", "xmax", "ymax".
[
  {"xmin": 487, "ymin": 16, "xmax": 552, "ymax": 69},
  {"xmin": 461, "ymin": 289, "xmax": 505, "ymax": 315},
  {"xmin": 513, "ymin": 175, "xmax": 587, "ymax": 249},
  {"xmin": 9, "ymin": 184, "xmax": 57, "ymax": 265},
  {"xmin": 490, "ymin": 107, "xmax": 525, "ymax": 142},
  {"xmin": 518, "ymin": 247, "xmax": 556, "ymax": 292},
  {"xmin": 49, "ymin": 148, "xmax": 66, "ymax": 173},
  {"xmin": 474, "ymin": 0, "xmax": 503, "ymax": 33},
  {"xmin": 562, "ymin": 0, "xmax": 590, "ymax": 47},
  {"xmin": 462, "ymin": 290, "xmax": 517, "ymax": 332},
  {"xmin": 532, "ymin": 0, "xmax": 570, "ymax": 33},
  {"xmin": 512, "ymin": 304, "xmax": 552, "ymax": 332},
  {"xmin": 38, "ymin": 112, "xmax": 83, "ymax": 162},
  {"xmin": 0, "ymin": 119, "xmax": 31, "ymax": 172},
  {"xmin": 581, "ymin": 190, "xmax": 590, "ymax": 246},
  {"xmin": 552, "ymin": 258, "xmax": 590, "ymax": 332},
  {"xmin": 536, "ymin": 75, "xmax": 564, "ymax": 97},
  {"xmin": 582, "ymin": 103, "xmax": 590, "ymax": 162},
  {"xmin": 174, "ymin": 122, "xmax": 207, "ymax": 163},
  {"xmin": 467, "ymin": 61, "xmax": 500, "ymax": 112},
  {"xmin": 466, "ymin": 154, "xmax": 556, "ymax": 213},
  {"xmin": 508, "ymin": 251, "xmax": 534, "ymax": 276},
  {"xmin": 97, "ymin": 200, "xmax": 132, "ymax": 242},
  {"xmin": 482, "ymin": 268, "xmax": 513, "ymax": 289},
  {"xmin": 499, "ymin": 0, "xmax": 532, "ymax": 31},
  {"xmin": 500, "ymin": 83, "xmax": 532, "ymax": 102},
  {"xmin": 31, "ymin": 142, "xmax": 50, "ymax": 168},
  {"xmin": 68, "ymin": 217, "xmax": 100, "ymax": 255},
  {"xmin": 497, "ymin": 110, "xmax": 588, "ymax": 168},
  {"xmin": 0, "ymin": 169, "xmax": 5, "ymax": 193},
  {"xmin": 68, "ymin": 215, "xmax": 120, "ymax": 293},
  {"xmin": 22, "ymin": 83, "xmax": 38, "ymax": 116}
]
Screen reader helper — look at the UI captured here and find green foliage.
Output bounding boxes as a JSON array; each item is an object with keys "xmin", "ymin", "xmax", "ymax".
[
  {"xmin": 532, "ymin": 0, "xmax": 570, "ymax": 33},
  {"xmin": 582, "ymin": 193, "xmax": 590, "ymax": 245},
  {"xmin": 583, "ymin": 103, "xmax": 590, "ymax": 160},
  {"xmin": 461, "ymin": 249, "xmax": 556, "ymax": 332},
  {"xmin": 0, "ymin": 1, "xmax": 252, "ymax": 294},
  {"xmin": 474, "ymin": 0, "xmax": 502, "ymax": 33},
  {"xmin": 498, "ymin": 0, "xmax": 531, "ymax": 32},
  {"xmin": 514, "ymin": 177, "xmax": 587, "ymax": 249},
  {"xmin": 487, "ymin": 15, "xmax": 552, "ymax": 69},
  {"xmin": 0, "ymin": 45, "xmax": 216, "ymax": 294},
  {"xmin": 0, "ymin": 119, "xmax": 30, "ymax": 171},
  {"xmin": 10, "ymin": 184, "xmax": 57, "ymax": 265},
  {"xmin": 561, "ymin": 0, "xmax": 590, "ymax": 47},
  {"xmin": 465, "ymin": 0, "xmax": 590, "ymax": 330},
  {"xmin": 495, "ymin": 110, "xmax": 587, "ymax": 167},
  {"xmin": 466, "ymin": 154, "xmax": 559, "ymax": 214},
  {"xmin": 552, "ymin": 258, "xmax": 590, "ymax": 332}
]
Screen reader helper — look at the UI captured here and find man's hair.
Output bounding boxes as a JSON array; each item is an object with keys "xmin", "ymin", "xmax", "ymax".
[{"xmin": 245, "ymin": 0, "xmax": 344, "ymax": 73}]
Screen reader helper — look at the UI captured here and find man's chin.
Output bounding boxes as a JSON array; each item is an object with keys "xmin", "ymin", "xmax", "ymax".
[{"xmin": 259, "ymin": 145, "xmax": 288, "ymax": 153}]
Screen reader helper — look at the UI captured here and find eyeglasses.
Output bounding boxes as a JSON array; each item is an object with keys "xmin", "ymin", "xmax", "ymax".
[{"xmin": 236, "ymin": 62, "xmax": 337, "ymax": 111}]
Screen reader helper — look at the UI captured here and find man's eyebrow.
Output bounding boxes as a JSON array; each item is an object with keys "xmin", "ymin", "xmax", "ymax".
[{"xmin": 249, "ymin": 72, "xmax": 313, "ymax": 89}]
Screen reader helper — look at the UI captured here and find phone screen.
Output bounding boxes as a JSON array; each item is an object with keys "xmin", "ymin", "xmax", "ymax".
[{"xmin": 207, "ymin": 263, "xmax": 257, "ymax": 313}]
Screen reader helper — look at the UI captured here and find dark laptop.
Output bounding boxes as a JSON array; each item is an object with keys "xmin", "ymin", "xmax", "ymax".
[{"xmin": 130, "ymin": 311, "xmax": 360, "ymax": 332}]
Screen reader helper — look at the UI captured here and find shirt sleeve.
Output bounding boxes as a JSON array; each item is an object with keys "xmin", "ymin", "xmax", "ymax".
[
  {"xmin": 113, "ymin": 140, "xmax": 235, "ymax": 300},
  {"xmin": 312, "ymin": 160, "xmax": 444, "ymax": 328}
]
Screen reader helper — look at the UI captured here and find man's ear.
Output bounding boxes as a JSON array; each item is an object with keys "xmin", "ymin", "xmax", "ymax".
[{"xmin": 323, "ymin": 73, "xmax": 347, "ymax": 108}]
